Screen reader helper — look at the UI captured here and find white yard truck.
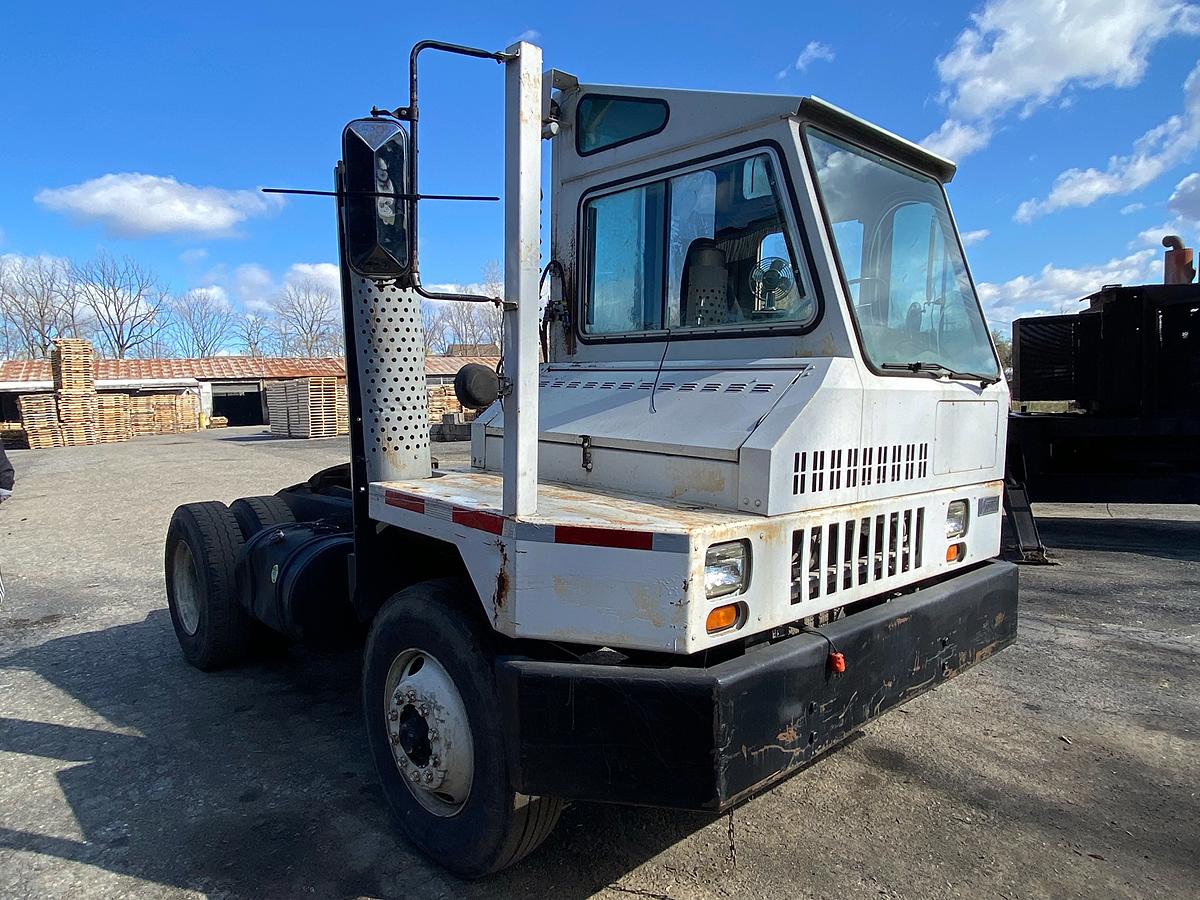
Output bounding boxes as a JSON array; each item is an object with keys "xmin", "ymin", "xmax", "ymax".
[{"xmin": 163, "ymin": 39, "xmax": 1018, "ymax": 877}]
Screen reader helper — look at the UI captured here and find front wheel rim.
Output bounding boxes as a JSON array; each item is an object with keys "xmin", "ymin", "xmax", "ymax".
[
  {"xmin": 383, "ymin": 648, "xmax": 474, "ymax": 817},
  {"xmin": 172, "ymin": 541, "xmax": 201, "ymax": 636}
]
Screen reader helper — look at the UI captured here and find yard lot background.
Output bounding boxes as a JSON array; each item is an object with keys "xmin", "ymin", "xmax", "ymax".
[{"xmin": 1, "ymin": 428, "xmax": 1197, "ymax": 899}]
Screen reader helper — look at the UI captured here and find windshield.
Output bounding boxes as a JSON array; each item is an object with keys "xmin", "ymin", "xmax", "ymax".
[{"xmin": 806, "ymin": 129, "xmax": 999, "ymax": 378}]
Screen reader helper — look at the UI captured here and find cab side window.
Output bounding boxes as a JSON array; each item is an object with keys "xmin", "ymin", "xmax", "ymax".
[{"xmin": 582, "ymin": 153, "xmax": 816, "ymax": 337}]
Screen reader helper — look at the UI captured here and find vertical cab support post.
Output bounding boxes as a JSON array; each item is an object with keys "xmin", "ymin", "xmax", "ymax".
[{"xmin": 502, "ymin": 41, "xmax": 542, "ymax": 517}]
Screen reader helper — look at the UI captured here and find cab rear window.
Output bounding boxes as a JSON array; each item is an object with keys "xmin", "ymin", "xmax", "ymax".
[{"xmin": 576, "ymin": 95, "xmax": 669, "ymax": 155}]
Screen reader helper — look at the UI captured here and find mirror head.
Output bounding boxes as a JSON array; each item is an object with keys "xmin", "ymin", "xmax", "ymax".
[{"xmin": 341, "ymin": 118, "xmax": 411, "ymax": 278}]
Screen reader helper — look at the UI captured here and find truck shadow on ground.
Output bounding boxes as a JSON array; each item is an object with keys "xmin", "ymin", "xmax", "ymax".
[
  {"xmin": 0, "ymin": 611, "xmax": 712, "ymax": 899},
  {"xmin": 1036, "ymin": 517, "xmax": 1200, "ymax": 562}
]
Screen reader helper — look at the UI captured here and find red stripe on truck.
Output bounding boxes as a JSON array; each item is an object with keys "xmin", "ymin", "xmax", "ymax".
[
  {"xmin": 452, "ymin": 508, "xmax": 505, "ymax": 535},
  {"xmin": 384, "ymin": 491, "xmax": 425, "ymax": 513},
  {"xmin": 554, "ymin": 525, "xmax": 654, "ymax": 551}
]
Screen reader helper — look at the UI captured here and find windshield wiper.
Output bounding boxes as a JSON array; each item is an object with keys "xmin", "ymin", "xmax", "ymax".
[{"xmin": 881, "ymin": 361, "xmax": 1001, "ymax": 386}]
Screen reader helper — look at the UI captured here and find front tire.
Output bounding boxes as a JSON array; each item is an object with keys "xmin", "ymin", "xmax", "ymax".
[
  {"xmin": 362, "ymin": 579, "xmax": 563, "ymax": 877},
  {"xmin": 164, "ymin": 501, "xmax": 253, "ymax": 670}
]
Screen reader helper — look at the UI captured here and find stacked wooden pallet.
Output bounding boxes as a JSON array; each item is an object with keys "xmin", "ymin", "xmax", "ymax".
[
  {"xmin": 56, "ymin": 390, "xmax": 98, "ymax": 423},
  {"xmin": 60, "ymin": 422, "xmax": 98, "ymax": 446},
  {"xmin": 427, "ymin": 384, "xmax": 465, "ymax": 423},
  {"xmin": 293, "ymin": 377, "xmax": 340, "ymax": 438},
  {"xmin": 266, "ymin": 382, "xmax": 291, "ymax": 436},
  {"xmin": 96, "ymin": 394, "xmax": 132, "ymax": 443},
  {"xmin": 17, "ymin": 394, "xmax": 62, "ymax": 449},
  {"xmin": 175, "ymin": 394, "xmax": 200, "ymax": 432},
  {"xmin": 208, "ymin": 415, "xmax": 229, "ymax": 428},
  {"xmin": 1, "ymin": 422, "xmax": 29, "ymax": 449},
  {"xmin": 25, "ymin": 425, "xmax": 62, "ymax": 450},
  {"xmin": 51, "ymin": 338, "xmax": 98, "ymax": 447},
  {"xmin": 129, "ymin": 397, "xmax": 157, "ymax": 436},
  {"xmin": 336, "ymin": 380, "xmax": 350, "ymax": 435},
  {"xmin": 152, "ymin": 396, "xmax": 178, "ymax": 434},
  {"xmin": 50, "ymin": 339, "xmax": 95, "ymax": 391}
]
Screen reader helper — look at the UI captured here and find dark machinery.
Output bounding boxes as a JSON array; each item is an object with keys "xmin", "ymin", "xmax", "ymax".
[{"xmin": 1007, "ymin": 260, "xmax": 1200, "ymax": 507}]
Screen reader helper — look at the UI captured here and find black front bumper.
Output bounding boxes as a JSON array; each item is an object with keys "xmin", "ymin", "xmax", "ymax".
[{"xmin": 497, "ymin": 560, "xmax": 1018, "ymax": 811}]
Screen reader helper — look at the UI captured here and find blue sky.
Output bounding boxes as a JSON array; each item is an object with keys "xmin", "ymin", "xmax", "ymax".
[{"xmin": 2, "ymin": 0, "xmax": 1199, "ymax": 330}]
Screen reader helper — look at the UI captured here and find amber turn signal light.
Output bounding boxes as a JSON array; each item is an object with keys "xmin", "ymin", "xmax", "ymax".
[
  {"xmin": 706, "ymin": 603, "xmax": 740, "ymax": 633},
  {"xmin": 946, "ymin": 542, "xmax": 966, "ymax": 563}
]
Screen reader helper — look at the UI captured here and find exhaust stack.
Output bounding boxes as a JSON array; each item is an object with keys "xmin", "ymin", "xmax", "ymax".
[{"xmin": 1163, "ymin": 235, "xmax": 1196, "ymax": 284}]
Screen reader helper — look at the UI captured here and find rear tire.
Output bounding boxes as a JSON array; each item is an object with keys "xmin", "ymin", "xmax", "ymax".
[
  {"xmin": 230, "ymin": 495, "xmax": 296, "ymax": 540},
  {"xmin": 362, "ymin": 579, "xmax": 563, "ymax": 877},
  {"xmin": 164, "ymin": 501, "xmax": 253, "ymax": 670}
]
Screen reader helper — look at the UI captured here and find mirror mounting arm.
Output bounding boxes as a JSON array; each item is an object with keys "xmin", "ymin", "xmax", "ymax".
[{"xmin": 404, "ymin": 40, "xmax": 513, "ymax": 307}]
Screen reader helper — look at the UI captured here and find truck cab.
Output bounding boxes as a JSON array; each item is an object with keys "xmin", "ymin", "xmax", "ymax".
[{"xmin": 163, "ymin": 39, "xmax": 1017, "ymax": 879}]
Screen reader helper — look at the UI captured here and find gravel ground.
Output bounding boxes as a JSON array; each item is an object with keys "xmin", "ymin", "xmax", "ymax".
[{"xmin": 0, "ymin": 427, "xmax": 1196, "ymax": 899}]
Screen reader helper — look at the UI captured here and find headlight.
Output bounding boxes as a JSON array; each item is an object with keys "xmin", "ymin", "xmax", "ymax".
[
  {"xmin": 704, "ymin": 541, "xmax": 749, "ymax": 599},
  {"xmin": 946, "ymin": 500, "xmax": 969, "ymax": 539}
]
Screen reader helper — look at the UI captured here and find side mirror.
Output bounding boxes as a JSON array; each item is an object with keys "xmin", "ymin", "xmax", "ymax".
[{"xmin": 340, "ymin": 119, "xmax": 411, "ymax": 277}]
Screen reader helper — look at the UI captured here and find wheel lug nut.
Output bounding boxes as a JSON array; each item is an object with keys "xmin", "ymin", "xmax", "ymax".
[
  {"xmin": 429, "ymin": 730, "xmax": 438, "ymax": 741},
  {"xmin": 406, "ymin": 689, "xmax": 417, "ymax": 700},
  {"xmin": 431, "ymin": 757, "xmax": 440, "ymax": 768},
  {"xmin": 424, "ymin": 772, "xmax": 433, "ymax": 783},
  {"xmin": 388, "ymin": 710, "xmax": 398, "ymax": 721}
]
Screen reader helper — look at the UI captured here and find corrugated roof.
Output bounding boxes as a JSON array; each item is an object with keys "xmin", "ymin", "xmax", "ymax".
[
  {"xmin": 0, "ymin": 355, "xmax": 498, "ymax": 386},
  {"xmin": 425, "ymin": 356, "xmax": 500, "ymax": 376}
]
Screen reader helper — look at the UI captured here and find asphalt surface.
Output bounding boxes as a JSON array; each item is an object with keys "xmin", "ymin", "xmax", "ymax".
[{"xmin": 0, "ymin": 427, "xmax": 1196, "ymax": 899}]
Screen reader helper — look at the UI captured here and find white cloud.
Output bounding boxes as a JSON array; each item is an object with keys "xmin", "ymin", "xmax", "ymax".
[
  {"xmin": 233, "ymin": 263, "xmax": 276, "ymax": 313},
  {"xmin": 1169, "ymin": 171, "xmax": 1200, "ymax": 220},
  {"xmin": 777, "ymin": 41, "xmax": 835, "ymax": 80},
  {"xmin": 35, "ymin": 173, "xmax": 283, "ymax": 238},
  {"xmin": 284, "ymin": 262, "xmax": 340, "ymax": 297},
  {"xmin": 961, "ymin": 228, "xmax": 991, "ymax": 245},
  {"xmin": 179, "ymin": 247, "xmax": 209, "ymax": 264},
  {"xmin": 1015, "ymin": 61, "xmax": 1200, "ymax": 221},
  {"xmin": 922, "ymin": 119, "xmax": 992, "ymax": 159},
  {"xmin": 975, "ymin": 247, "xmax": 1159, "ymax": 326},
  {"xmin": 924, "ymin": 0, "xmax": 1200, "ymax": 159},
  {"xmin": 511, "ymin": 29, "xmax": 541, "ymax": 43},
  {"xmin": 1120, "ymin": 202, "xmax": 1147, "ymax": 215},
  {"xmin": 186, "ymin": 285, "xmax": 232, "ymax": 309}
]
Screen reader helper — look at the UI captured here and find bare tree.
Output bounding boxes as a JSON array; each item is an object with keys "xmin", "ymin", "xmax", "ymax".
[
  {"xmin": 172, "ymin": 289, "xmax": 235, "ymax": 357},
  {"xmin": 422, "ymin": 301, "xmax": 449, "ymax": 355},
  {"xmin": 234, "ymin": 313, "xmax": 274, "ymax": 357},
  {"xmin": 272, "ymin": 280, "xmax": 340, "ymax": 357},
  {"xmin": 442, "ymin": 300, "xmax": 489, "ymax": 354},
  {"xmin": 477, "ymin": 259, "xmax": 504, "ymax": 349},
  {"xmin": 73, "ymin": 253, "xmax": 170, "ymax": 358},
  {"xmin": 0, "ymin": 256, "xmax": 73, "ymax": 357}
]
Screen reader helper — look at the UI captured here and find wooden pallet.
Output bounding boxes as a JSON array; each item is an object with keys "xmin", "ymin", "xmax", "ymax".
[
  {"xmin": 56, "ymin": 389, "xmax": 99, "ymax": 424},
  {"xmin": 96, "ymin": 394, "xmax": 132, "ymax": 443},
  {"xmin": 60, "ymin": 422, "xmax": 97, "ymax": 447},
  {"xmin": 24, "ymin": 424, "xmax": 62, "ymax": 450},
  {"xmin": 293, "ymin": 377, "xmax": 340, "ymax": 438},
  {"xmin": 152, "ymin": 396, "xmax": 178, "ymax": 434},
  {"xmin": 208, "ymin": 415, "xmax": 229, "ymax": 428},
  {"xmin": 129, "ymin": 396, "xmax": 158, "ymax": 436},
  {"xmin": 175, "ymin": 394, "xmax": 200, "ymax": 433},
  {"xmin": 265, "ymin": 382, "xmax": 292, "ymax": 436},
  {"xmin": 336, "ymin": 380, "xmax": 350, "ymax": 435},
  {"xmin": 50, "ymin": 338, "xmax": 96, "ymax": 392},
  {"xmin": 17, "ymin": 394, "xmax": 59, "ymax": 428}
]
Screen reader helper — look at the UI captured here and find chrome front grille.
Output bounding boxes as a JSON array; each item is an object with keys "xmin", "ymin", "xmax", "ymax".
[{"xmin": 790, "ymin": 505, "xmax": 926, "ymax": 605}]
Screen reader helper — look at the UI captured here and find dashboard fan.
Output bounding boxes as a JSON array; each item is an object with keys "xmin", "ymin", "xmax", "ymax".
[{"xmin": 749, "ymin": 257, "xmax": 794, "ymax": 313}]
